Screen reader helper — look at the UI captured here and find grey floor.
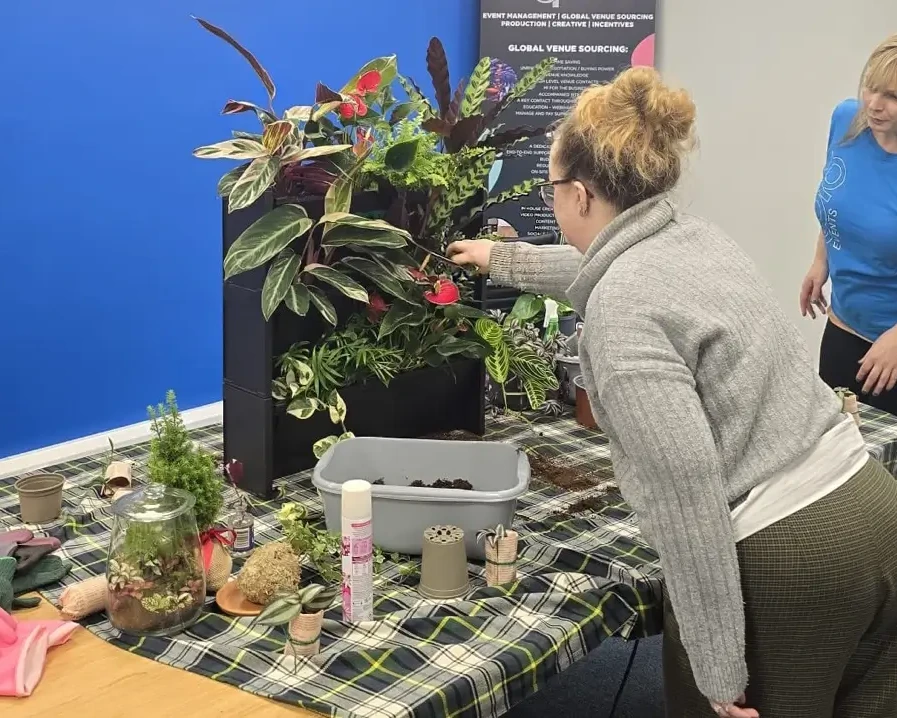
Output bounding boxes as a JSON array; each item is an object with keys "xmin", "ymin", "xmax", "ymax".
[{"xmin": 507, "ymin": 635, "xmax": 664, "ymax": 718}]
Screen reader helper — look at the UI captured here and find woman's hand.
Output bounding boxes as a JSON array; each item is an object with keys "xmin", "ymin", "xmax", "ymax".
[
  {"xmin": 709, "ymin": 695, "xmax": 759, "ymax": 718},
  {"xmin": 799, "ymin": 258, "xmax": 829, "ymax": 319},
  {"xmin": 446, "ymin": 239, "xmax": 494, "ymax": 273},
  {"xmin": 857, "ymin": 325, "xmax": 897, "ymax": 396}
]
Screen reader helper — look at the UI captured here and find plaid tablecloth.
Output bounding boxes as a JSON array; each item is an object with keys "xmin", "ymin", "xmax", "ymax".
[
  {"xmin": 1, "ymin": 405, "xmax": 894, "ymax": 718},
  {"xmin": 0, "ymin": 412, "xmax": 664, "ymax": 718}
]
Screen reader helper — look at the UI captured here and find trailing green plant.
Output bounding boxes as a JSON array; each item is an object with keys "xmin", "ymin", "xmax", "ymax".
[
  {"xmin": 255, "ymin": 583, "xmax": 340, "ymax": 627},
  {"xmin": 273, "ymin": 295, "xmax": 490, "ymax": 457},
  {"xmin": 474, "ymin": 295, "xmax": 560, "ymax": 411},
  {"xmin": 147, "ymin": 390, "xmax": 224, "ymax": 531}
]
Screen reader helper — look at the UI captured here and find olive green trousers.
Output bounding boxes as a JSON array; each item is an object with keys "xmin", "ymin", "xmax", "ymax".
[{"xmin": 663, "ymin": 459, "xmax": 897, "ymax": 718}]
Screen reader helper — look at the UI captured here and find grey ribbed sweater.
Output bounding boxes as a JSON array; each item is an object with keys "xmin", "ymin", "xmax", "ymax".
[{"xmin": 490, "ymin": 194, "xmax": 842, "ymax": 701}]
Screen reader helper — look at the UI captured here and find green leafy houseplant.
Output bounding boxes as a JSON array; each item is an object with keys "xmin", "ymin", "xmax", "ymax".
[
  {"xmin": 474, "ymin": 295, "xmax": 562, "ymax": 411},
  {"xmin": 255, "ymin": 583, "xmax": 340, "ymax": 627},
  {"xmin": 194, "ymin": 17, "xmax": 558, "ymax": 452},
  {"xmin": 147, "ymin": 390, "xmax": 224, "ymax": 532}
]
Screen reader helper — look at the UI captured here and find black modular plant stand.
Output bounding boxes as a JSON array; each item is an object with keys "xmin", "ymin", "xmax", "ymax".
[{"xmin": 223, "ymin": 191, "xmax": 486, "ymax": 498}]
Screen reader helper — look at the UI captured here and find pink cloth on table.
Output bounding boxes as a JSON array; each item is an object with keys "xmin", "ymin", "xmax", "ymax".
[{"xmin": 0, "ymin": 606, "xmax": 78, "ymax": 697}]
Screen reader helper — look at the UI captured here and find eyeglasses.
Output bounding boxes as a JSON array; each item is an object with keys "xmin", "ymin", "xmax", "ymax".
[
  {"xmin": 539, "ymin": 178, "xmax": 575, "ymax": 208},
  {"xmin": 539, "ymin": 177, "xmax": 593, "ymax": 208}
]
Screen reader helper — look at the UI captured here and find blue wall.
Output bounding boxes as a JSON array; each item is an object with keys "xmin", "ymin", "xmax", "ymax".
[{"xmin": 0, "ymin": 0, "xmax": 479, "ymax": 457}]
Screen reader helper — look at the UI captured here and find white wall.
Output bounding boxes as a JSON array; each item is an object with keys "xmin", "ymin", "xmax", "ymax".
[{"xmin": 656, "ymin": 2, "xmax": 897, "ymax": 356}]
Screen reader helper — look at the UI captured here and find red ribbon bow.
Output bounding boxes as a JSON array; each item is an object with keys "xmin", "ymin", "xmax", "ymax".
[{"xmin": 200, "ymin": 527, "xmax": 235, "ymax": 571}]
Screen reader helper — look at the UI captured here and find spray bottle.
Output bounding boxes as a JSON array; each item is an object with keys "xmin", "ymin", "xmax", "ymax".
[{"xmin": 340, "ymin": 480, "xmax": 374, "ymax": 623}]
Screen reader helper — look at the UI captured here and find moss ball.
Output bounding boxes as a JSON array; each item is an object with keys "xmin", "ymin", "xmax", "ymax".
[{"xmin": 237, "ymin": 542, "xmax": 301, "ymax": 605}]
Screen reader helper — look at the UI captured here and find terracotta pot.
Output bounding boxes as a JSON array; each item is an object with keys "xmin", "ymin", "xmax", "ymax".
[
  {"xmin": 16, "ymin": 473, "xmax": 64, "ymax": 523},
  {"xmin": 485, "ymin": 530, "xmax": 519, "ymax": 587},
  {"xmin": 573, "ymin": 376, "xmax": 598, "ymax": 430},
  {"xmin": 286, "ymin": 611, "xmax": 324, "ymax": 657}
]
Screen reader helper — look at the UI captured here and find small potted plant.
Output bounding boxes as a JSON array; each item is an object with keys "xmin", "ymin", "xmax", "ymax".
[
  {"xmin": 255, "ymin": 583, "xmax": 339, "ymax": 657},
  {"xmin": 477, "ymin": 523, "xmax": 519, "ymax": 587},
  {"xmin": 835, "ymin": 387, "xmax": 860, "ymax": 425}
]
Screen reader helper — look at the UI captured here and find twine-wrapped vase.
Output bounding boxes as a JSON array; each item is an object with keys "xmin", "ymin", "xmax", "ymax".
[
  {"xmin": 205, "ymin": 541, "xmax": 233, "ymax": 592},
  {"xmin": 286, "ymin": 611, "xmax": 324, "ymax": 657},
  {"xmin": 485, "ymin": 530, "xmax": 519, "ymax": 587}
]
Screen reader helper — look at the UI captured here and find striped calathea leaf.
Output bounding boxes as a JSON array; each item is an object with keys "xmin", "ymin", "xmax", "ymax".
[
  {"xmin": 261, "ymin": 250, "xmax": 303, "ymax": 320},
  {"xmin": 224, "ymin": 204, "xmax": 312, "ymax": 279}
]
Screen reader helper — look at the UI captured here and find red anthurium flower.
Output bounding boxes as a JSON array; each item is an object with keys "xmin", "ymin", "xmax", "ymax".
[
  {"xmin": 366, "ymin": 292, "xmax": 389, "ymax": 322},
  {"xmin": 424, "ymin": 279, "xmax": 461, "ymax": 306},
  {"xmin": 355, "ymin": 70, "xmax": 382, "ymax": 94},
  {"xmin": 338, "ymin": 94, "xmax": 368, "ymax": 119}
]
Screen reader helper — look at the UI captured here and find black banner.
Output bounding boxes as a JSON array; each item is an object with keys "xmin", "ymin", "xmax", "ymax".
[{"xmin": 479, "ymin": 0, "xmax": 657, "ymax": 237}]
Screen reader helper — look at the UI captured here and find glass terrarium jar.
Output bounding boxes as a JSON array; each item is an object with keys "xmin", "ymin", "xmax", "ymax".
[{"xmin": 106, "ymin": 483, "xmax": 206, "ymax": 636}]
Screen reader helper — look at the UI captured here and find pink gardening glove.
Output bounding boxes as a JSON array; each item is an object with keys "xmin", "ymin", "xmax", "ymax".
[{"xmin": 0, "ymin": 606, "xmax": 78, "ymax": 697}]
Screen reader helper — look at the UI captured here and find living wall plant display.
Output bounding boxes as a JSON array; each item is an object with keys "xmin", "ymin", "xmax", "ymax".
[{"xmin": 194, "ymin": 17, "xmax": 559, "ymax": 481}]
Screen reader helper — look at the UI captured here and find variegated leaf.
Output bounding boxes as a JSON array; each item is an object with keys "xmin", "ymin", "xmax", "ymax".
[
  {"xmin": 322, "ymin": 226, "xmax": 407, "ymax": 249},
  {"xmin": 320, "ymin": 213, "xmax": 411, "ymax": 242},
  {"xmin": 324, "ymin": 176, "xmax": 352, "ymax": 216},
  {"xmin": 287, "ymin": 397, "xmax": 317, "ymax": 420},
  {"xmin": 262, "ymin": 120, "xmax": 293, "ymax": 154},
  {"xmin": 228, "ymin": 155, "xmax": 281, "ymax": 212},
  {"xmin": 284, "ymin": 105, "xmax": 313, "ymax": 122},
  {"xmin": 311, "ymin": 101, "xmax": 342, "ymax": 122},
  {"xmin": 338, "ymin": 256, "xmax": 409, "ymax": 299},
  {"xmin": 216, "ymin": 163, "xmax": 249, "ymax": 198},
  {"xmin": 261, "ymin": 250, "xmax": 302, "ymax": 320},
  {"xmin": 224, "ymin": 204, "xmax": 312, "ymax": 278},
  {"xmin": 307, "ymin": 285, "xmax": 337, "ymax": 325},
  {"xmin": 284, "ymin": 282, "xmax": 310, "ymax": 316},
  {"xmin": 327, "ymin": 390, "xmax": 347, "ymax": 424},
  {"xmin": 313, "ymin": 435, "xmax": 340, "ymax": 459},
  {"xmin": 193, "ymin": 138, "xmax": 267, "ymax": 160},
  {"xmin": 378, "ymin": 300, "xmax": 427, "ymax": 340},
  {"xmin": 302, "ymin": 264, "xmax": 369, "ymax": 303},
  {"xmin": 281, "ymin": 144, "xmax": 353, "ymax": 163}
]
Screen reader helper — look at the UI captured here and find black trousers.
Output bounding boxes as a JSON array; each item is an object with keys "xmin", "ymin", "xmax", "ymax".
[{"xmin": 819, "ymin": 321, "xmax": 897, "ymax": 415}]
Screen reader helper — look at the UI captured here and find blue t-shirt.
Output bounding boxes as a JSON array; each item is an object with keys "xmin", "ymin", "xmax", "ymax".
[{"xmin": 815, "ymin": 98, "xmax": 897, "ymax": 341}]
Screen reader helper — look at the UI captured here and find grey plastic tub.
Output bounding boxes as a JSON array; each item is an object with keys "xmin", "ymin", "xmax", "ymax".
[{"xmin": 312, "ymin": 437, "xmax": 530, "ymax": 560}]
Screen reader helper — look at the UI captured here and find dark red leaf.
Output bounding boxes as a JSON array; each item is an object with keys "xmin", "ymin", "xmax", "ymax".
[
  {"xmin": 445, "ymin": 78, "xmax": 466, "ymax": 125},
  {"xmin": 194, "ymin": 17, "xmax": 276, "ymax": 105},
  {"xmin": 426, "ymin": 37, "xmax": 452, "ymax": 119},
  {"xmin": 421, "ymin": 117, "xmax": 453, "ymax": 137},
  {"xmin": 446, "ymin": 115, "xmax": 485, "ymax": 153},
  {"xmin": 316, "ymin": 82, "xmax": 343, "ymax": 105}
]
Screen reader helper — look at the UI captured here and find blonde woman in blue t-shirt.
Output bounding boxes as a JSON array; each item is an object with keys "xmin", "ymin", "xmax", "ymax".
[{"xmin": 801, "ymin": 34, "xmax": 897, "ymax": 414}]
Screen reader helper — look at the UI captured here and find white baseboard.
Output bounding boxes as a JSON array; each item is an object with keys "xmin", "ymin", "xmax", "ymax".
[{"xmin": 0, "ymin": 402, "xmax": 223, "ymax": 479}]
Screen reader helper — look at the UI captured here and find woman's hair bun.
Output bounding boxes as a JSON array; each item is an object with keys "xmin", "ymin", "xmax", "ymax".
[
  {"xmin": 606, "ymin": 66, "xmax": 696, "ymax": 142},
  {"xmin": 558, "ymin": 67, "xmax": 696, "ymax": 209}
]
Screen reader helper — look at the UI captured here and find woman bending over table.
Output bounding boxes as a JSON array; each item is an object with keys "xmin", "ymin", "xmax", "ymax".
[
  {"xmin": 449, "ymin": 67, "xmax": 897, "ymax": 718},
  {"xmin": 800, "ymin": 34, "xmax": 897, "ymax": 414}
]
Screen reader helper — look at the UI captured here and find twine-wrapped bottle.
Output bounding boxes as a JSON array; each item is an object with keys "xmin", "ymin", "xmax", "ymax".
[{"xmin": 286, "ymin": 611, "xmax": 324, "ymax": 657}]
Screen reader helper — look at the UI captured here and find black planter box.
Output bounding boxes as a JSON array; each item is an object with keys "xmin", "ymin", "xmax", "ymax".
[
  {"xmin": 225, "ymin": 359, "xmax": 485, "ymax": 497},
  {"xmin": 222, "ymin": 191, "xmax": 486, "ymax": 498}
]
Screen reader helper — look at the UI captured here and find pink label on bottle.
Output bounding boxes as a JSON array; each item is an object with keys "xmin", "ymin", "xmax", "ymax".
[{"xmin": 341, "ymin": 516, "xmax": 373, "ymax": 623}]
